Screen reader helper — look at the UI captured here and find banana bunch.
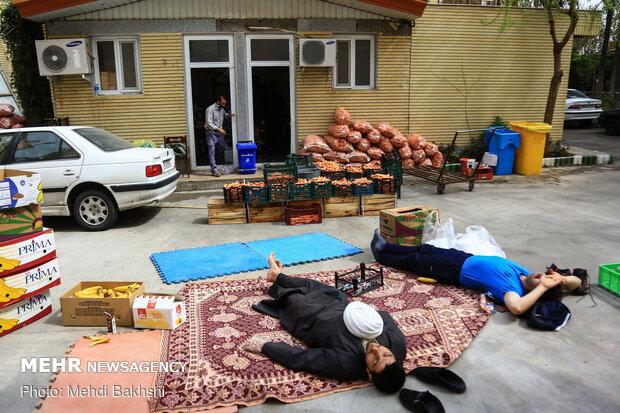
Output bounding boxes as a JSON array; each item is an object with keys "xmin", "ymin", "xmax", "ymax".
[
  {"xmin": 0, "ymin": 257, "xmax": 21, "ymax": 274},
  {"xmin": 83, "ymin": 335, "xmax": 110, "ymax": 347},
  {"xmin": 74, "ymin": 283, "xmax": 141, "ymax": 298},
  {"xmin": 0, "ymin": 279, "xmax": 27, "ymax": 302},
  {"xmin": 0, "ymin": 318, "xmax": 19, "ymax": 332}
]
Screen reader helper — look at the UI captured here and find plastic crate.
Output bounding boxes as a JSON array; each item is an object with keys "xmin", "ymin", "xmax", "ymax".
[
  {"xmin": 298, "ymin": 166, "xmax": 321, "ymax": 179},
  {"xmin": 289, "ymin": 181, "xmax": 312, "ymax": 201},
  {"xmin": 320, "ymin": 169, "xmax": 347, "ymax": 181},
  {"xmin": 285, "ymin": 153, "xmax": 313, "ymax": 167},
  {"xmin": 332, "ymin": 182, "xmax": 353, "ymax": 197},
  {"xmin": 311, "ymin": 180, "xmax": 332, "ymax": 198},
  {"xmin": 372, "ymin": 176, "xmax": 396, "ymax": 194},
  {"xmin": 284, "ymin": 203, "xmax": 322, "ymax": 226},
  {"xmin": 335, "ymin": 263, "xmax": 384, "ymax": 297},
  {"xmin": 352, "ymin": 180, "xmax": 375, "ymax": 196},
  {"xmin": 382, "ymin": 162, "xmax": 403, "ymax": 185},
  {"xmin": 363, "ymin": 166, "xmax": 383, "ymax": 178},
  {"xmin": 244, "ymin": 184, "xmax": 268, "ymax": 203},
  {"xmin": 599, "ymin": 263, "xmax": 620, "ymax": 295},
  {"xmin": 223, "ymin": 185, "xmax": 245, "ymax": 203},
  {"xmin": 346, "ymin": 170, "xmax": 364, "ymax": 180},
  {"xmin": 263, "ymin": 163, "xmax": 298, "ymax": 184},
  {"xmin": 268, "ymin": 183, "xmax": 290, "ymax": 202}
]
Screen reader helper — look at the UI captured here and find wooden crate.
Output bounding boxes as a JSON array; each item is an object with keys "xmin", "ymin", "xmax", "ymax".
[
  {"xmin": 248, "ymin": 202, "xmax": 284, "ymax": 223},
  {"xmin": 324, "ymin": 196, "xmax": 360, "ymax": 218},
  {"xmin": 361, "ymin": 193, "xmax": 397, "ymax": 216},
  {"xmin": 208, "ymin": 198, "xmax": 246, "ymax": 225},
  {"xmin": 287, "ymin": 200, "xmax": 325, "ymax": 217}
]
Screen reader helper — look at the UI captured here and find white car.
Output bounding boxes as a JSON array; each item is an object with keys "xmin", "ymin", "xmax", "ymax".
[
  {"xmin": 0, "ymin": 126, "xmax": 179, "ymax": 230},
  {"xmin": 565, "ymin": 89, "xmax": 602, "ymax": 126}
]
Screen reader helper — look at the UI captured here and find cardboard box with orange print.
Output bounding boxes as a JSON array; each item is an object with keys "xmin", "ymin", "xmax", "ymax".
[
  {"xmin": 0, "ymin": 228, "xmax": 56, "ymax": 277},
  {"xmin": 132, "ymin": 294, "xmax": 186, "ymax": 330},
  {"xmin": 0, "ymin": 289, "xmax": 52, "ymax": 337},
  {"xmin": 0, "ymin": 258, "xmax": 60, "ymax": 309}
]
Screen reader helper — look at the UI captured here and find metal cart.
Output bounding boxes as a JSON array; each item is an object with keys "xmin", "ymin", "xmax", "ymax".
[{"xmin": 404, "ymin": 128, "xmax": 496, "ymax": 194}]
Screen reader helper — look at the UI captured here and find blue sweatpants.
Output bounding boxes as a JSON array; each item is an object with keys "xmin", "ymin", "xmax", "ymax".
[{"xmin": 376, "ymin": 243, "xmax": 472, "ymax": 285}]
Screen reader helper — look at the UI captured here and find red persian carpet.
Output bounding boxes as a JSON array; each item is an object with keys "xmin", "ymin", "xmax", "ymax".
[{"xmin": 150, "ymin": 266, "xmax": 492, "ymax": 411}]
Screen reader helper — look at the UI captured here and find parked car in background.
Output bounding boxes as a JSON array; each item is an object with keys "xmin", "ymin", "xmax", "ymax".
[
  {"xmin": 0, "ymin": 126, "xmax": 179, "ymax": 230},
  {"xmin": 597, "ymin": 108, "xmax": 620, "ymax": 135},
  {"xmin": 565, "ymin": 89, "xmax": 603, "ymax": 127}
]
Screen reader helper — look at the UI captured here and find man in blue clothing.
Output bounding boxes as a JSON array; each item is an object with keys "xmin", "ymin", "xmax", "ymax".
[
  {"xmin": 371, "ymin": 230, "xmax": 581, "ymax": 315},
  {"xmin": 205, "ymin": 96, "xmax": 235, "ymax": 176}
]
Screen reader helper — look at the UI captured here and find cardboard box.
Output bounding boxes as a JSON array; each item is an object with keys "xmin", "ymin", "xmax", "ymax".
[
  {"xmin": 0, "ymin": 228, "xmax": 56, "ymax": 277},
  {"xmin": 60, "ymin": 281, "xmax": 144, "ymax": 327},
  {"xmin": 132, "ymin": 294, "xmax": 186, "ymax": 330},
  {"xmin": 0, "ymin": 289, "xmax": 52, "ymax": 337},
  {"xmin": 0, "ymin": 203, "xmax": 43, "ymax": 242},
  {"xmin": 0, "ymin": 258, "xmax": 60, "ymax": 309},
  {"xmin": 380, "ymin": 206, "xmax": 439, "ymax": 237},
  {"xmin": 0, "ymin": 170, "xmax": 43, "ymax": 209}
]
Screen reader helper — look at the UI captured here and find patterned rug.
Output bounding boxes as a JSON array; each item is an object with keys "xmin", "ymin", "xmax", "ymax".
[{"xmin": 150, "ymin": 266, "xmax": 492, "ymax": 411}]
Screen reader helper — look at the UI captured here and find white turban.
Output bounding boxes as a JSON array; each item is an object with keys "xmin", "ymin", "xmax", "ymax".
[{"xmin": 343, "ymin": 301, "xmax": 384, "ymax": 339}]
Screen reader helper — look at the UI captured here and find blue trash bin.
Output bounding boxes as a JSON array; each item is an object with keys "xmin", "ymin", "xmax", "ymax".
[
  {"xmin": 236, "ymin": 141, "xmax": 257, "ymax": 174},
  {"xmin": 485, "ymin": 128, "xmax": 520, "ymax": 175}
]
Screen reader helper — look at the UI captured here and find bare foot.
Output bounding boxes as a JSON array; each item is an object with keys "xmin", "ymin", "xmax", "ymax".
[{"xmin": 266, "ymin": 252, "xmax": 282, "ymax": 283}]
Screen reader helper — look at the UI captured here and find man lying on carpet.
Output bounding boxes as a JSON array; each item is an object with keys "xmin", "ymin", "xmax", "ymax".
[
  {"xmin": 371, "ymin": 230, "xmax": 583, "ymax": 315},
  {"xmin": 242, "ymin": 252, "xmax": 407, "ymax": 393}
]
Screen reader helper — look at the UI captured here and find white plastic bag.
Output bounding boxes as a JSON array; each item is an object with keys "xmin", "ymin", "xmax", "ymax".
[
  {"xmin": 422, "ymin": 211, "xmax": 457, "ymax": 249},
  {"xmin": 422, "ymin": 212, "xmax": 506, "ymax": 258},
  {"xmin": 453, "ymin": 226, "xmax": 506, "ymax": 258}
]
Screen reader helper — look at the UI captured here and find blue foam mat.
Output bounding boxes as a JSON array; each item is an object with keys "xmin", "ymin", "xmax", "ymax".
[
  {"xmin": 150, "ymin": 242, "xmax": 268, "ymax": 284},
  {"xmin": 150, "ymin": 233, "xmax": 362, "ymax": 284},
  {"xmin": 245, "ymin": 233, "xmax": 362, "ymax": 266}
]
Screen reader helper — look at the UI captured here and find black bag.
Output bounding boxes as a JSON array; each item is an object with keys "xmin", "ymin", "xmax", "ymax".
[{"xmin": 525, "ymin": 301, "xmax": 571, "ymax": 331}]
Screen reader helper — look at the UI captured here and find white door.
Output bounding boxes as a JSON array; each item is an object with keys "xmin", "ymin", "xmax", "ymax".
[
  {"xmin": 246, "ymin": 34, "xmax": 295, "ymax": 163},
  {"xmin": 183, "ymin": 35, "xmax": 237, "ymax": 170}
]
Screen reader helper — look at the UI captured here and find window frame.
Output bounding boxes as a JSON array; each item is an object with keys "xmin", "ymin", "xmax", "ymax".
[
  {"xmin": 92, "ymin": 36, "xmax": 142, "ymax": 95},
  {"xmin": 10, "ymin": 131, "xmax": 80, "ymax": 164},
  {"xmin": 333, "ymin": 34, "xmax": 376, "ymax": 90}
]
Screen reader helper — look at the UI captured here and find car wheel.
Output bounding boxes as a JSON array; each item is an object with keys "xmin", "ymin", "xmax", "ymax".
[
  {"xmin": 604, "ymin": 118, "xmax": 620, "ymax": 136},
  {"xmin": 577, "ymin": 119, "xmax": 592, "ymax": 127},
  {"xmin": 72, "ymin": 189, "xmax": 119, "ymax": 231}
]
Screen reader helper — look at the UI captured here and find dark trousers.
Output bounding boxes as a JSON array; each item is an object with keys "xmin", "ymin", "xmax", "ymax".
[
  {"xmin": 205, "ymin": 130, "xmax": 226, "ymax": 172},
  {"xmin": 376, "ymin": 243, "xmax": 472, "ymax": 285}
]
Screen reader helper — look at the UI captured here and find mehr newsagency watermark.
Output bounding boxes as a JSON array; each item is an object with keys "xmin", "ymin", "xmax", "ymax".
[{"xmin": 19, "ymin": 357, "xmax": 187, "ymax": 398}]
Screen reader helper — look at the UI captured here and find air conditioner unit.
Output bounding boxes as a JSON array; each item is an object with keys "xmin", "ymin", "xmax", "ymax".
[
  {"xmin": 299, "ymin": 39, "xmax": 336, "ymax": 67},
  {"xmin": 35, "ymin": 39, "xmax": 91, "ymax": 76}
]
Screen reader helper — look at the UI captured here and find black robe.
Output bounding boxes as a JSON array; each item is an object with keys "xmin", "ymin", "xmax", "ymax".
[{"xmin": 252, "ymin": 273, "xmax": 406, "ymax": 381}]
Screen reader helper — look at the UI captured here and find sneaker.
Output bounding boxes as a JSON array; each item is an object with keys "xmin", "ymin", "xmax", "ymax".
[
  {"xmin": 571, "ymin": 268, "xmax": 590, "ymax": 295},
  {"xmin": 546, "ymin": 263, "xmax": 571, "ymax": 276},
  {"xmin": 212, "ymin": 170, "xmax": 221, "ymax": 177}
]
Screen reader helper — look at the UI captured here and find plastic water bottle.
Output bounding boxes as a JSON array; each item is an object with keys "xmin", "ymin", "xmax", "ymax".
[{"xmin": 94, "ymin": 84, "xmax": 100, "ymax": 96}]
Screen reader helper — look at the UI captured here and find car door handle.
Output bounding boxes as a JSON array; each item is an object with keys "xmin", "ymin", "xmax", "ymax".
[{"xmin": 63, "ymin": 170, "xmax": 75, "ymax": 176}]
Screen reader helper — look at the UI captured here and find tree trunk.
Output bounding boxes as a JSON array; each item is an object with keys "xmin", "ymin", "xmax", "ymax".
[
  {"xmin": 614, "ymin": 40, "xmax": 620, "ymax": 107},
  {"xmin": 595, "ymin": 10, "xmax": 614, "ymax": 93}
]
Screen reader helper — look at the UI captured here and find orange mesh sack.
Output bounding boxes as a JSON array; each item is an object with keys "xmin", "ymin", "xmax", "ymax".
[
  {"xmin": 407, "ymin": 134, "xmax": 427, "ymax": 150},
  {"xmin": 0, "ymin": 104, "xmax": 14, "ymax": 117},
  {"xmin": 324, "ymin": 135, "xmax": 353, "ymax": 153},
  {"xmin": 424, "ymin": 142, "xmax": 438, "ymax": 157},
  {"xmin": 402, "ymin": 159, "xmax": 416, "ymax": 169},
  {"xmin": 390, "ymin": 133, "xmax": 407, "ymax": 148},
  {"xmin": 348, "ymin": 150, "xmax": 371, "ymax": 163},
  {"xmin": 327, "ymin": 124, "xmax": 350, "ymax": 138},
  {"xmin": 417, "ymin": 157, "xmax": 432, "ymax": 167},
  {"xmin": 367, "ymin": 146, "xmax": 385, "ymax": 160},
  {"xmin": 351, "ymin": 120, "xmax": 373, "ymax": 134},
  {"xmin": 398, "ymin": 145, "xmax": 412, "ymax": 159},
  {"xmin": 411, "ymin": 149, "xmax": 426, "ymax": 163},
  {"xmin": 374, "ymin": 122, "xmax": 395, "ymax": 138},
  {"xmin": 431, "ymin": 151, "xmax": 444, "ymax": 167},
  {"xmin": 355, "ymin": 138, "xmax": 371, "ymax": 152},
  {"xmin": 378, "ymin": 137, "xmax": 394, "ymax": 152},
  {"xmin": 346, "ymin": 130, "xmax": 362, "ymax": 144},
  {"xmin": 365, "ymin": 128, "xmax": 381, "ymax": 144},
  {"xmin": 303, "ymin": 135, "xmax": 330, "ymax": 153},
  {"xmin": 334, "ymin": 107, "xmax": 351, "ymax": 125},
  {"xmin": 323, "ymin": 150, "xmax": 349, "ymax": 163}
]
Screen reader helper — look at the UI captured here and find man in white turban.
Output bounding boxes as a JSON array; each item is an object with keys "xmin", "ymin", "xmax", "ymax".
[{"xmin": 243, "ymin": 253, "xmax": 406, "ymax": 393}]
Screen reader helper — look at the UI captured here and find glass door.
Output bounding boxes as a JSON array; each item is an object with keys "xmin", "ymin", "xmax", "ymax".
[
  {"xmin": 246, "ymin": 35, "xmax": 295, "ymax": 163},
  {"xmin": 184, "ymin": 36, "xmax": 236, "ymax": 170}
]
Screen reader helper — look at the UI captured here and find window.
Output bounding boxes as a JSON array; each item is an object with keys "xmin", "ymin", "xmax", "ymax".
[
  {"xmin": 74, "ymin": 128, "xmax": 135, "ymax": 151},
  {"xmin": 12, "ymin": 132, "xmax": 79, "ymax": 163},
  {"xmin": 334, "ymin": 35, "xmax": 375, "ymax": 89},
  {"xmin": 93, "ymin": 37, "xmax": 141, "ymax": 94}
]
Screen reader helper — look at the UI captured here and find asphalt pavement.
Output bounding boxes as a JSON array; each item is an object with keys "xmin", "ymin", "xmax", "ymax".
[
  {"xmin": 563, "ymin": 120, "xmax": 620, "ymax": 160},
  {"xmin": 1, "ymin": 131, "xmax": 619, "ymax": 413}
]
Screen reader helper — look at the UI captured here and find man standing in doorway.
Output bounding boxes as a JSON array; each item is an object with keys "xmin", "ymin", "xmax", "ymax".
[{"xmin": 205, "ymin": 96, "xmax": 235, "ymax": 177}]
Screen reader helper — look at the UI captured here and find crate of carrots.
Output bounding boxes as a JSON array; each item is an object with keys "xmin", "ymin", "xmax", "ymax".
[
  {"xmin": 310, "ymin": 176, "xmax": 332, "ymax": 198},
  {"xmin": 244, "ymin": 181, "xmax": 268, "ymax": 203},
  {"xmin": 352, "ymin": 177, "xmax": 375, "ymax": 196},
  {"xmin": 317, "ymin": 161, "xmax": 346, "ymax": 181},
  {"xmin": 332, "ymin": 178, "xmax": 353, "ymax": 196},
  {"xmin": 223, "ymin": 181, "xmax": 245, "ymax": 203},
  {"xmin": 289, "ymin": 179, "xmax": 312, "ymax": 201},
  {"xmin": 346, "ymin": 165, "xmax": 364, "ymax": 180},
  {"xmin": 371, "ymin": 173, "xmax": 396, "ymax": 194},
  {"xmin": 268, "ymin": 182, "xmax": 290, "ymax": 202},
  {"xmin": 284, "ymin": 203, "xmax": 322, "ymax": 226},
  {"xmin": 363, "ymin": 161, "xmax": 383, "ymax": 178},
  {"xmin": 263, "ymin": 163, "xmax": 298, "ymax": 184}
]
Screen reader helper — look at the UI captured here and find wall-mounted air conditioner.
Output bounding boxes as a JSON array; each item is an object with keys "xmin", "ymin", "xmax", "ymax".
[
  {"xmin": 35, "ymin": 39, "xmax": 91, "ymax": 76},
  {"xmin": 299, "ymin": 39, "xmax": 336, "ymax": 67}
]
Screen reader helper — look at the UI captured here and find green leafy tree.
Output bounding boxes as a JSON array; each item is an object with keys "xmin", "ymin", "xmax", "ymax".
[{"xmin": 0, "ymin": 3, "xmax": 53, "ymax": 125}]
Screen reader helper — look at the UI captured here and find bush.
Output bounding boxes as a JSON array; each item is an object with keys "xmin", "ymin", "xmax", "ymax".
[{"xmin": 445, "ymin": 116, "xmax": 508, "ymax": 162}]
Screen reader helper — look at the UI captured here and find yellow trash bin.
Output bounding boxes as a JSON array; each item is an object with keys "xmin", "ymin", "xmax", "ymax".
[{"xmin": 509, "ymin": 121, "xmax": 552, "ymax": 175}]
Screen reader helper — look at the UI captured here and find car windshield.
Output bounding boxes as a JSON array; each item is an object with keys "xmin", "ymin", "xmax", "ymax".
[
  {"xmin": 567, "ymin": 89, "xmax": 588, "ymax": 99},
  {"xmin": 74, "ymin": 128, "xmax": 136, "ymax": 151}
]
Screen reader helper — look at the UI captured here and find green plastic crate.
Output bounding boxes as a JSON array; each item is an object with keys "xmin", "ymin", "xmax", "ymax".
[
  {"xmin": 289, "ymin": 182, "xmax": 312, "ymax": 201},
  {"xmin": 599, "ymin": 263, "xmax": 620, "ymax": 295},
  {"xmin": 263, "ymin": 163, "xmax": 298, "ymax": 184},
  {"xmin": 268, "ymin": 183, "xmax": 290, "ymax": 202},
  {"xmin": 285, "ymin": 153, "xmax": 313, "ymax": 167},
  {"xmin": 311, "ymin": 180, "xmax": 333, "ymax": 198}
]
